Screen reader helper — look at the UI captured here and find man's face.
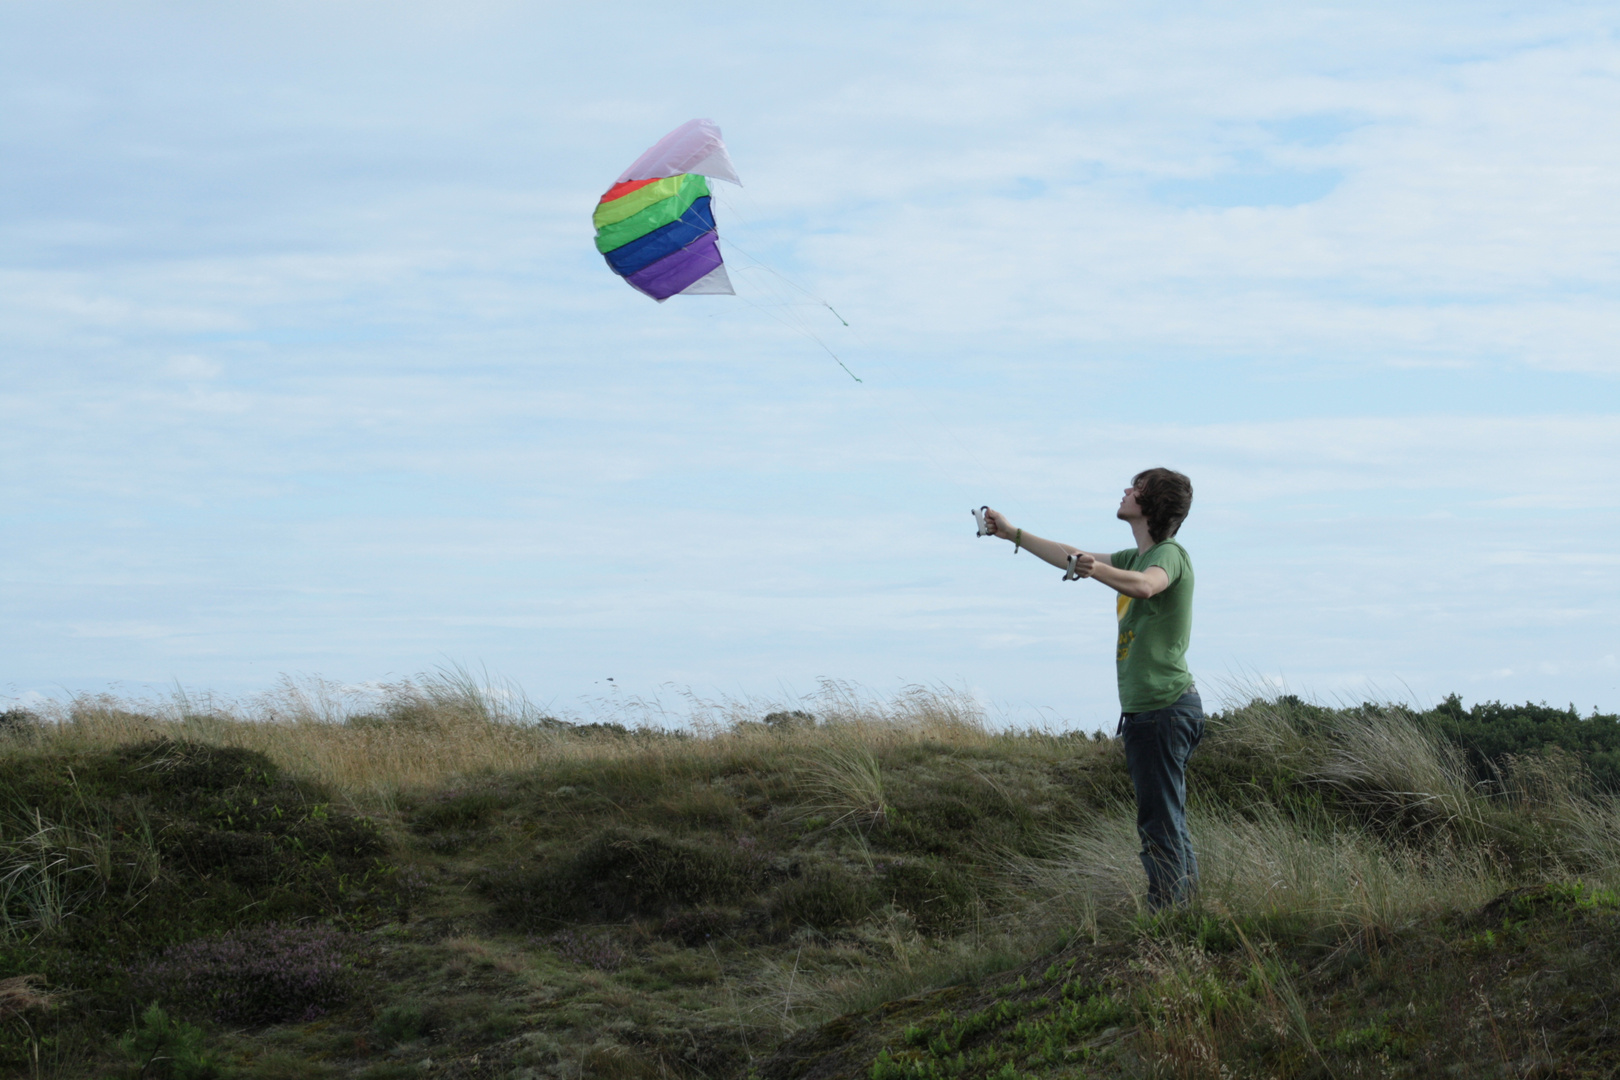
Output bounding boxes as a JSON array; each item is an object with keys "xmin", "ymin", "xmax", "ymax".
[{"xmin": 1117, "ymin": 482, "xmax": 1144, "ymax": 522}]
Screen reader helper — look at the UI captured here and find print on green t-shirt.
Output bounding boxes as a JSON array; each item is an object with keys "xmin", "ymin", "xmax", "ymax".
[{"xmin": 1109, "ymin": 540, "xmax": 1194, "ymax": 713}]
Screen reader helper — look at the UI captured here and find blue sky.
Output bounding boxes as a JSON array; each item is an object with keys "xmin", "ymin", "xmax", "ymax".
[{"xmin": 3, "ymin": 2, "xmax": 1618, "ymax": 726}]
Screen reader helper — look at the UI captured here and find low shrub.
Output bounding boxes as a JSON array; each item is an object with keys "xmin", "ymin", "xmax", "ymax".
[
  {"xmin": 408, "ymin": 790, "xmax": 508, "ymax": 833},
  {"xmin": 373, "ymin": 1001, "xmax": 429, "ymax": 1045},
  {"xmin": 656, "ymin": 907, "xmax": 737, "ymax": 946},
  {"xmin": 1426, "ymin": 695, "xmax": 1620, "ymax": 792},
  {"xmin": 116, "ymin": 1002, "xmax": 220, "ymax": 1080},
  {"xmin": 541, "ymin": 929, "xmax": 626, "ymax": 970},
  {"xmin": 881, "ymin": 860, "xmax": 980, "ymax": 934},
  {"xmin": 763, "ymin": 711, "xmax": 816, "ymax": 730}
]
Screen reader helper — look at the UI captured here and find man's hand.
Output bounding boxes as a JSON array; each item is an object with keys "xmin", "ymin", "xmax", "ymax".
[
  {"xmin": 982, "ymin": 507, "xmax": 1016, "ymax": 541},
  {"xmin": 980, "ymin": 510, "xmax": 1082, "ymax": 571}
]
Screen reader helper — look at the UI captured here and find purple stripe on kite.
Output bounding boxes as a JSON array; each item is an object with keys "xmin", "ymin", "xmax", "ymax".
[{"xmin": 624, "ymin": 230, "xmax": 724, "ymax": 301}]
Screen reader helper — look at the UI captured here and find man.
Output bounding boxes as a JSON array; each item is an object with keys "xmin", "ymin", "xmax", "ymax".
[{"xmin": 981, "ymin": 468, "xmax": 1202, "ymax": 909}]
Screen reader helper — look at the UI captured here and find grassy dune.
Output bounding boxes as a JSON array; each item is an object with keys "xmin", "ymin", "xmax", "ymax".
[{"xmin": 1, "ymin": 677, "xmax": 1617, "ymax": 1079}]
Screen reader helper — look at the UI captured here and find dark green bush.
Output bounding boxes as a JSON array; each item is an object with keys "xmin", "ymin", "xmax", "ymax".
[
  {"xmin": 880, "ymin": 860, "xmax": 979, "ymax": 934},
  {"xmin": 876, "ymin": 769, "xmax": 1062, "ymax": 861},
  {"xmin": 1424, "ymin": 695, "xmax": 1620, "ymax": 791},
  {"xmin": 769, "ymin": 865, "xmax": 878, "ymax": 930},
  {"xmin": 566, "ymin": 721, "xmax": 631, "ymax": 737},
  {"xmin": 477, "ymin": 828, "xmax": 760, "ymax": 926},
  {"xmin": 114, "ymin": 740, "xmax": 278, "ymax": 799},
  {"xmin": 0, "ymin": 740, "xmax": 392, "ymax": 962},
  {"xmin": 0, "ymin": 708, "xmax": 38, "ymax": 735},
  {"xmin": 408, "ymin": 789, "xmax": 507, "ymax": 832},
  {"xmin": 763, "ymin": 710, "xmax": 815, "ymax": 730}
]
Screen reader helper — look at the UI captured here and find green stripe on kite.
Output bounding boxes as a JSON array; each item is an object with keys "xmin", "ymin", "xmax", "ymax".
[
  {"xmin": 593, "ymin": 176, "xmax": 685, "ymax": 229},
  {"xmin": 594, "ymin": 174, "xmax": 711, "ymax": 253}
]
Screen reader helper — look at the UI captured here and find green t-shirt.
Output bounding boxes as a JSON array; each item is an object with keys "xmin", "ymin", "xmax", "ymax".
[{"xmin": 1110, "ymin": 539, "xmax": 1194, "ymax": 713}]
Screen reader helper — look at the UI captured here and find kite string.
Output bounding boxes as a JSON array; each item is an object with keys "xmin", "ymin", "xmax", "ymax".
[
  {"xmin": 711, "ymin": 197, "xmax": 978, "ymax": 487},
  {"xmin": 732, "ymin": 288, "xmax": 862, "ymax": 383},
  {"xmin": 709, "ymin": 189, "xmax": 861, "ymax": 376},
  {"xmin": 748, "ymin": 257, "xmax": 981, "ymax": 470},
  {"xmin": 720, "ymin": 237, "xmax": 862, "ymax": 382},
  {"xmin": 724, "ymin": 238, "xmax": 850, "ymax": 327},
  {"xmin": 727, "ymin": 262, "xmax": 978, "ymax": 489}
]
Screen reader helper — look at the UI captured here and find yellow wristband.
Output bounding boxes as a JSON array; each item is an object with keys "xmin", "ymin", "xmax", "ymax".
[{"xmin": 1014, "ymin": 528, "xmax": 1022, "ymax": 554}]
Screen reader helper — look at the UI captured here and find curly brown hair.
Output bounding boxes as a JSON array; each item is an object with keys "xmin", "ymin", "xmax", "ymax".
[{"xmin": 1132, "ymin": 467, "xmax": 1193, "ymax": 544}]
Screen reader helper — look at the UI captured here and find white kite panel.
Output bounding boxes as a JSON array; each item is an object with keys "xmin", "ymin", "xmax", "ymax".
[{"xmin": 617, "ymin": 119, "xmax": 742, "ymax": 186}]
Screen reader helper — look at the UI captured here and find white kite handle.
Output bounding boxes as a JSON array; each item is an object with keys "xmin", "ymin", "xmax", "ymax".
[
  {"xmin": 972, "ymin": 506, "xmax": 991, "ymax": 537},
  {"xmin": 1063, "ymin": 552, "xmax": 1084, "ymax": 581}
]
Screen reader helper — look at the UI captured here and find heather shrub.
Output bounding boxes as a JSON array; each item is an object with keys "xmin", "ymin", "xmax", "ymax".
[
  {"xmin": 655, "ymin": 907, "xmax": 736, "ymax": 946},
  {"xmin": 373, "ymin": 1001, "xmax": 429, "ymax": 1046},
  {"xmin": 133, "ymin": 923, "xmax": 351, "ymax": 1025},
  {"xmin": 541, "ymin": 929, "xmax": 627, "ymax": 970}
]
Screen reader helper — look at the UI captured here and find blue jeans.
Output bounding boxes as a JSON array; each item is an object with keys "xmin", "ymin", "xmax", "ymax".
[{"xmin": 1120, "ymin": 688, "xmax": 1205, "ymax": 909}]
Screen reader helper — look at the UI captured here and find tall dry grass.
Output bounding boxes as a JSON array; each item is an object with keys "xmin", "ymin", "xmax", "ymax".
[
  {"xmin": 1023, "ymin": 695, "xmax": 1620, "ymax": 942},
  {"xmin": 5, "ymin": 672, "xmax": 1003, "ymax": 811},
  {"xmin": 1028, "ymin": 800, "xmax": 1511, "ymax": 940}
]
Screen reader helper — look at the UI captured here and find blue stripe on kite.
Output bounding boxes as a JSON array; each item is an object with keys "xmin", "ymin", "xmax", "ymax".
[{"xmin": 602, "ymin": 196, "xmax": 718, "ymax": 276}]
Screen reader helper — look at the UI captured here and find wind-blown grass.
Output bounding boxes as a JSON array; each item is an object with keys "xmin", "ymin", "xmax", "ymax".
[
  {"xmin": 1021, "ymin": 696, "xmax": 1620, "ymax": 950},
  {"xmin": 1030, "ymin": 800, "xmax": 1510, "ymax": 940},
  {"xmin": 13, "ymin": 673, "xmax": 1000, "ymax": 813}
]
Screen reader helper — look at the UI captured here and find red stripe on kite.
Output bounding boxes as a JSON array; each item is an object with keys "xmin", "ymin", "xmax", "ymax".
[{"xmin": 599, "ymin": 177, "xmax": 662, "ymax": 204}]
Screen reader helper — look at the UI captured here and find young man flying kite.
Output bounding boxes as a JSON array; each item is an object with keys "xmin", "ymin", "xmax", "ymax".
[{"xmin": 979, "ymin": 468, "xmax": 1202, "ymax": 909}]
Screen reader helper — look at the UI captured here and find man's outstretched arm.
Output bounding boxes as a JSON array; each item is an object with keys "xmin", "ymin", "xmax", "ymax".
[
  {"xmin": 980, "ymin": 508, "xmax": 1107, "ymax": 571},
  {"xmin": 1083, "ymin": 560, "xmax": 1170, "ymax": 600},
  {"xmin": 981, "ymin": 508, "xmax": 1169, "ymax": 599}
]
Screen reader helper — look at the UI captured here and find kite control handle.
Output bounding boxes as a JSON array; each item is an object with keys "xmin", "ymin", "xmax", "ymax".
[
  {"xmin": 1063, "ymin": 553, "xmax": 1084, "ymax": 582},
  {"xmin": 973, "ymin": 506, "xmax": 991, "ymax": 537}
]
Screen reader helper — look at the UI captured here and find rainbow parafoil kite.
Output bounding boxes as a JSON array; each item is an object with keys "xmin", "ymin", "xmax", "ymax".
[{"xmin": 593, "ymin": 119, "xmax": 741, "ymax": 301}]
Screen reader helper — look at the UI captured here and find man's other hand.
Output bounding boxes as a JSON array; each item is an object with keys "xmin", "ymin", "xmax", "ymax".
[{"xmin": 1064, "ymin": 552, "xmax": 1097, "ymax": 580}]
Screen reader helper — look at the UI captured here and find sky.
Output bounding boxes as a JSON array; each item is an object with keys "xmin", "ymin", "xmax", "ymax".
[{"xmin": 3, "ymin": 1, "xmax": 1619, "ymax": 727}]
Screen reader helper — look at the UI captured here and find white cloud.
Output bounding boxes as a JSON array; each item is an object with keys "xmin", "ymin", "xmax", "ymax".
[{"xmin": 163, "ymin": 354, "xmax": 223, "ymax": 379}]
